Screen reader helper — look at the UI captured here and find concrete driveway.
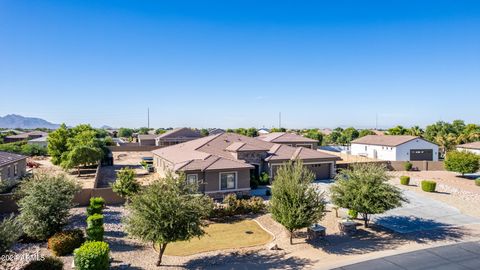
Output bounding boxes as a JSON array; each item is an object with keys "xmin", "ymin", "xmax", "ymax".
[
  {"xmin": 372, "ymin": 190, "xmax": 480, "ymax": 233},
  {"xmin": 333, "ymin": 241, "xmax": 480, "ymax": 270}
]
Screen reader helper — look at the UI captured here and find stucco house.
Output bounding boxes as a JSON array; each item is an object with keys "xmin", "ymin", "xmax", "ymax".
[
  {"xmin": 456, "ymin": 142, "xmax": 480, "ymax": 155},
  {"xmin": 152, "ymin": 133, "xmax": 340, "ymax": 198},
  {"xmin": 28, "ymin": 136, "xmax": 48, "ymax": 148},
  {"xmin": 257, "ymin": 132, "xmax": 318, "ymax": 149},
  {"xmin": 155, "ymin": 127, "xmax": 202, "ymax": 147},
  {"xmin": 137, "ymin": 134, "xmax": 157, "ymax": 146},
  {"xmin": 351, "ymin": 135, "xmax": 439, "ymax": 161},
  {"xmin": 0, "ymin": 151, "xmax": 27, "ymax": 181},
  {"xmin": 4, "ymin": 131, "xmax": 48, "ymax": 143}
]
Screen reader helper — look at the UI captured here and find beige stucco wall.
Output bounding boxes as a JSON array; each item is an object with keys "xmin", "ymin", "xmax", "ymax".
[{"xmin": 0, "ymin": 159, "xmax": 27, "ymax": 181}]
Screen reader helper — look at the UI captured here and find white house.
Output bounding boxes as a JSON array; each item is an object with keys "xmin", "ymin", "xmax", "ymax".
[
  {"xmin": 456, "ymin": 142, "xmax": 480, "ymax": 155},
  {"xmin": 350, "ymin": 135, "xmax": 439, "ymax": 161},
  {"xmin": 258, "ymin": 128, "xmax": 270, "ymax": 135}
]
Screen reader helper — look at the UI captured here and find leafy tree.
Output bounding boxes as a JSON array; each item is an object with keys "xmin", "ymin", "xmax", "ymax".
[
  {"xmin": 270, "ymin": 127, "xmax": 287, "ymax": 132},
  {"xmin": 342, "ymin": 127, "xmax": 359, "ymax": 143},
  {"xmin": 387, "ymin": 125, "xmax": 408, "ymax": 135},
  {"xmin": 61, "ymin": 145, "xmax": 104, "ymax": 175},
  {"xmin": 21, "ymin": 144, "xmax": 48, "ymax": 156},
  {"xmin": 226, "ymin": 128, "xmax": 234, "ymax": 133},
  {"xmin": 197, "ymin": 128, "xmax": 208, "ymax": 136},
  {"xmin": 47, "ymin": 123, "xmax": 70, "ymax": 165},
  {"xmin": 17, "ymin": 173, "xmax": 80, "ymax": 240},
  {"xmin": 359, "ymin": 129, "xmax": 376, "ymax": 138},
  {"xmin": 407, "ymin": 126, "xmax": 424, "ymax": 136},
  {"xmin": 303, "ymin": 129, "xmax": 324, "ymax": 145},
  {"xmin": 118, "ymin": 128, "xmax": 134, "ymax": 138},
  {"xmin": 112, "ymin": 167, "xmax": 140, "ymax": 200},
  {"xmin": 124, "ymin": 173, "xmax": 214, "ymax": 266},
  {"xmin": 155, "ymin": 128, "xmax": 167, "ymax": 135},
  {"xmin": 445, "ymin": 150, "xmax": 480, "ymax": 176},
  {"xmin": 0, "ymin": 215, "xmax": 22, "ymax": 255},
  {"xmin": 137, "ymin": 127, "xmax": 150, "ymax": 135},
  {"xmin": 270, "ymin": 161, "xmax": 326, "ymax": 244},
  {"xmin": 246, "ymin": 127, "xmax": 258, "ymax": 137},
  {"xmin": 330, "ymin": 163, "xmax": 406, "ymax": 227}
]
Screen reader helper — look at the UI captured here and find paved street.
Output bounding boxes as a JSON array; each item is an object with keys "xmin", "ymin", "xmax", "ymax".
[{"xmin": 333, "ymin": 241, "xmax": 480, "ymax": 270}]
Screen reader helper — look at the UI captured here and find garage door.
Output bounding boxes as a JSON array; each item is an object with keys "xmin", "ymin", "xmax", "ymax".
[
  {"xmin": 306, "ymin": 163, "xmax": 331, "ymax": 180},
  {"xmin": 410, "ymin": 149, "xmax": 433, "ymax": 161}
]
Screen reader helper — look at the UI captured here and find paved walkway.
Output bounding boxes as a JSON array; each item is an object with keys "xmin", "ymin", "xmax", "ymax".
[{"xmin": 332, "ymin": 241, "xmax": 480, "ymax": 270}]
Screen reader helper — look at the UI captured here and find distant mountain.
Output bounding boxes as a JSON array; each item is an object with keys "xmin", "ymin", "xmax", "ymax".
[
  {"xmin": 0, "ymin": 114, "xmax": 60, "ymax": 129},
  {"xmin": 100, "ymin": 125, "xmax": 114, "ymax": 129}
]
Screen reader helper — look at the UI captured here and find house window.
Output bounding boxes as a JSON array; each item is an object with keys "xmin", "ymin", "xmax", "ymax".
[
  {"xmin": 7, "ymin": 167, "xmax": 11, "ymax": 178},
  {"xmin": 186, "ymin": 174, "xmax": 198, "ymax": 185},
  {"xmin": 365, "ymin": 146, "xmax": 368, "ymax": 151},
  {"xmin": 220, "ymin": 172, "xmax": 236, "ymax": 190},
  {"xmin": 14, "ymin": 164, "xmax": 18, "ymax": 176}
]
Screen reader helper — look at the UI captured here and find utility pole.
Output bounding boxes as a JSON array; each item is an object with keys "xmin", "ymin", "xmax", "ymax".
[
  {"xmin": 279, "ymin": 112, "xmax": 282, "ymax": 129},
  {"xmin": 147, "ymin": 108, "xmax": 150, "ymax": 129}
]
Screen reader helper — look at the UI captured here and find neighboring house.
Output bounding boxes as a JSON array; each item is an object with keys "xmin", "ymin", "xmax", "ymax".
[
  {"xmin": 321, "ymin": 128, "xmax": 333, "ymax": 135},
  {"xmin": 137, "ymin": 134, "xmax": 157, "ymax": 146},
  {"xmin": 155, "ymin": 128, "xmax": 202, "ymax": 147},
  {"xmin": 0, "ymin": 151, "xmax": 27, "ymax": 181},
  {"xmin": 258, "ymin": 128, "xmax": 270, "ymax": 135},
  {"xmin": 456, "ymin": 142, "xmax": 480, "ymax": 155},
  {"xmin": 0, "ymin": 129, "xmax": 24, "ymax": 135},
  {"xmin": 28, "ymin": 136, "xmax": 48, "ymax": 148},
  {"xmin": 351, "ymin": 135, "xmax": 439, "ymax": 161},
  {"xmin": 152, "ymin": 133, "xmax": 340, "ymax": 198},
  {"xmin": 257, "ymin": 132, "xmax": 319, "ymax": 149},
  {"xmin": 4, "ymin": 131, "xmax": 48, "ymax": 143},
  {"xmin": 209, "ymin": 128, "xmax": 226, "ymax": 135}
]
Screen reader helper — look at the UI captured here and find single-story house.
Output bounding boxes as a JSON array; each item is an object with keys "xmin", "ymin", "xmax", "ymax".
[
  {"xmin": 152, "ymin": 133, "xmax": 340, "ymax": 198},
  {"xmin": 456, "ymin": 142, "xmax": 480, "ymax": 155},
  {"xmin": 155, "ymin": 128, "xmax": 202, "ymax": 147},
  {"xmin": 257, "ymin": 132, "xmax": 318, "ymax": 149},
  {"xmin": 28, "ymin": 136, "xmax": 48, "ymax": 148},
  {"xmin": 4, "ymin": 131, "xmax": 48, "ymax": 143},
  {"xmin": 0, "ymin": 129, "xmax": 24, "ymax": 135},
  {"xmin": 351, "ymin": 135, "xmax": 439, "ymax": 161},
  {"xmin": 0, "ymin": 151, "xmax": 27, "ymax": 181}
]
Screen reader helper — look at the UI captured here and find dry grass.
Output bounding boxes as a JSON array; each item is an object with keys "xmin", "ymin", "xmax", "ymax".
[{"xmin": 163, "ymin": 220, "xmax": 273, "ymax": 256}]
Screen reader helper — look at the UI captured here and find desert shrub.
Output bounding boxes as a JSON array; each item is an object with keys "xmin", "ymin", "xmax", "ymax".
[
  {"xmin": 48, "ymin": 229, "xmax": 85, "ymax": 256},
  {"xmin": 86, "ymin": 214, "xmax": 104, "ymax": 241},
  {"xmin": 400, "ymin": 176, "xmax": 410, "ymax": 185},
  {"xmin": 212, "ymin": 194, "xmax": 265, "ymax": 218},
  {"xmin": 112, "ymin": 167, "xmax": 140, "ymax": 200},
  {"xmin": 86, "ymin": 226, "xmax": 104, "ymax": 242},
  {"xmin": 475, "ymin": 178, "xmax": 480, "ymax": 186},
  {"xmin": 421, "ymin": 180, "xmax": 437, "ymax": 192},
  {"xmin": 87, "ymin": 197, "xmax": 105, "ymax": 216},
  {"xmin": 445, "ymin": 150, "xmax": 480, "ymax": 176},
  {"xmin": 248, "ymin": 196, "xmax": 266, "ymax": 214},
  {"xmin": 20, "ymin": 144, "xmax": 48, "ymax": 156},
  {"xmin": 348, "ymin": 209, "xmax": 358, "ymax": 219},
  {"xmin": 22, "ymin": 256, "xmax": 63, "ymax": 270},
  {"xmin": 16, "ymin": 173, "xmax": 80, "ymax": 240},
  {"xmin": 0, "ymin": 215, "xmax": 22, "ymax": 256},
  {"xmin": 404, "ymin": 161, "xmax": 413, "ymax": 171},
  {"xmin": 259, "ymin": 172, "xmax": 270, "ymax": 185},
  {"xmin": 87, "ymin": 214, "xmax": 104, "ymax": 228},
  {"xmin": 73, "ymin": 241, "xmax": 110, "ymax": 270}
]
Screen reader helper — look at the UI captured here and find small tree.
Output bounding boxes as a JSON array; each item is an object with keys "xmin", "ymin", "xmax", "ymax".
[
  {"xmin": 17, "ymin": 173, "xmax": 80, "ymax": 240},
  {"xmin": 61, "ymin": 145, "xmax": 103, "ymax": 175},
  {"xmin": 0, "ymin": 215, "xmax": 22, "ymax": 255},
  {"xmin": 331, "ymin": 163, "xmax": 406, "ymax": 227},
  {"xmin": 112, "ymin": 167, "xmax": 140, "ymax": 200},
  {"xmin": 124, "ymin": 173, "xmax": 213, "ymax": 266},
  {"xmin": 445, "ymin": 150, "xmax": 480, "ymax": 176},
  {"xmin": 269, "ymin": 160, "xmax": 326, "ymax": 244}
]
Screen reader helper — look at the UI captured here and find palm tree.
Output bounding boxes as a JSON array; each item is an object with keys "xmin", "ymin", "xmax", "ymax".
[{"xmin": 408, "ymin": 126, "xmax": 424, "ymax": 137}]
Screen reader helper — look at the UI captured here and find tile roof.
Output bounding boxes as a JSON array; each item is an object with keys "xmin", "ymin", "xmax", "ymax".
[
  {"xmin": 457, "ymin": 141, "xmax": 480, "ymax": 150},
  {"xmin": 0, "ymin": 151, "xmax": 27, "ymax": 167},
  {"xmin": 156, "ymin": 127, "xmax": 201, "ymax": 140},
  {"xmin": 152, "ymin": 133, "xmax": 339, "ymax": 172},
  {"xmin": 257, "ymin": 132, "xmax": 317, "ymax": 143},
  {"xmin": 351, "ymin": 135, "xmax": 432, "ymax": 147},
  {"xmin": 6, "ymin": 131, "xmax": 48, "ymax": 139},
  {"xmin": 137, "ymin": 134, "xmax": 157, "ymax": 140}
]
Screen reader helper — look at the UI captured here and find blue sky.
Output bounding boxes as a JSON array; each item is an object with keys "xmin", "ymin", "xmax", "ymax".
[{"xmin": 0, "ymin": 1, "xmax": 479, "ymax": 129}]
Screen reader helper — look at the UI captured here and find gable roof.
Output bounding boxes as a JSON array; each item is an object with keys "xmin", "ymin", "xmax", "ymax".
[
  {"xmin": 137, "ymin": 134, "xmax": 157, "ymax": 140},
  {"xmin": 257, "ymin": 132, "xmax": 317, "ymax": 143},
  {"xmin": 0, "ymin": 151, "xmax": 27, "ymax": 167},
  {"xmin": 457, "ymin": 141, "xmax": 480, "ymax": 150},
  {"xmin": 351, "ymin": 135, "xmax": 433, "ymax": 147},
  {"xmin": 152, "ymin": 132, "xmax": 339, "ymax": 172},
  {"xmin": 156, "ymin": 127, "xmax": 202, "ymax": 140}
]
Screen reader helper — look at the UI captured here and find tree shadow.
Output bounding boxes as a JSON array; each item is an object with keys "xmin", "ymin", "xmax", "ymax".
[
  {"xmin": 184, "ymin": 251, "xmax": 313, "ymax": 269},
  {"xmin": 103, "ymin": 210, "xmax": 123, "ymax": 224},
  {"xmin": 107, "ymin": 238, "xmax": 145, "ymax": 253}
]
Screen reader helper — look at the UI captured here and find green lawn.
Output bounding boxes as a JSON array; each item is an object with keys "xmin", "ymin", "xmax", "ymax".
[{"xmin": 163, "ymin": 219, "xmax": 273, "ymax": 256}]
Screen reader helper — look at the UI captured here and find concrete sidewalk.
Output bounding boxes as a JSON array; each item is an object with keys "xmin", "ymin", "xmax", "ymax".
[{"xmin": 332, "ymin": 241, "xmax": 480, "ymax": 270}]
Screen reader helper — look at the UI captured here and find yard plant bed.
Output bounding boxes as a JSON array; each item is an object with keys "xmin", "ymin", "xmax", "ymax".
[{"xmin": 161, "ymin": 219, "xmax": 273, "ymax": 256}]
